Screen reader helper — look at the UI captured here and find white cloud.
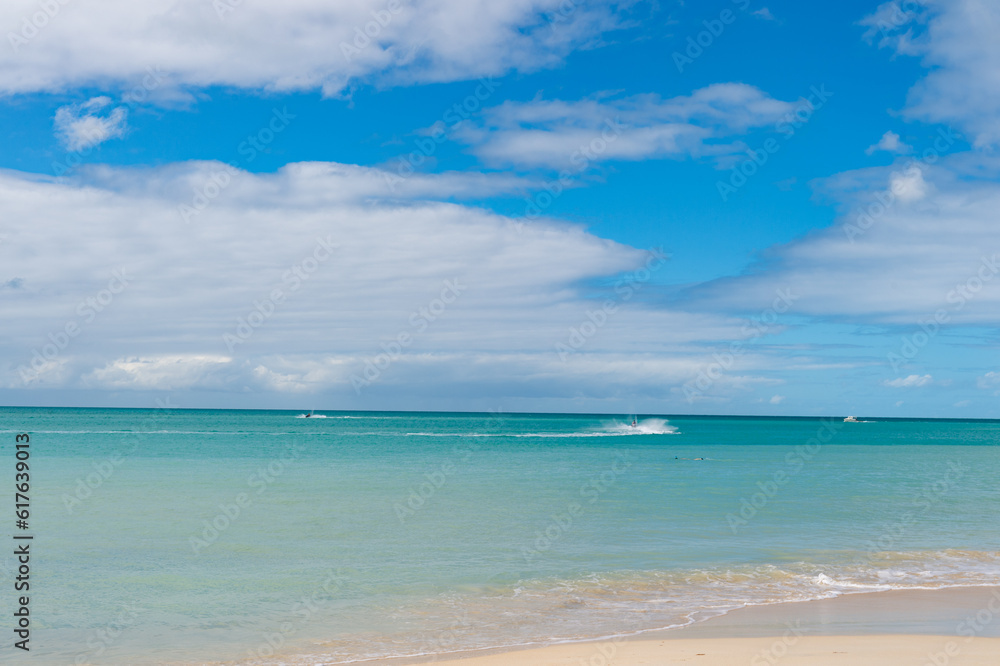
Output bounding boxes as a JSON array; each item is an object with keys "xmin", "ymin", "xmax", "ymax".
[
  {"xmin": 0, "ymin": 161, "xmax": 760, "ymax": 401},
  {"xmin": 884, "ymin": 374, "xmax": 932, "ymax": 388},
  {"xmin": 0, "ymin": 0, "xmax": 632, "ymax": 96},
  {"xmin": 887, "ymin": 166, "xmax": 928, "ymax": 202},
  {"xmin": 866, "ymin": 130, "xmax": 912, "ymax": 155},
  {"xmin": 977, "ymin": 371, "xmax": 1000, "ymax": 389},
  {"xmin": 862, "ymin": 0, "xmax": 1000, "ymax": 147},
  {"xmin": 452, "ymin": 84, "xmax": 798, "ymax": 169},
  {"xmin": 753, "ymin": 8, "xmax": 776, "ymax": 21},
  {"xmin": 681, "ymin": 156, "xmax": 1000, "ymax": 325},
  {"xmin": 674, "ymin": 2, "xmax": 1000, "ymax": 344},
  {"xmin": 53, "ymin": 97, "xmax": 128, "ymax": 151},
  {"xmin": 83, "ymin": 355, "xmax": 233, "ymax": 390},
  {"xmin": 769, "ymin": 394, "xmax": 785, "ymax": 404}
]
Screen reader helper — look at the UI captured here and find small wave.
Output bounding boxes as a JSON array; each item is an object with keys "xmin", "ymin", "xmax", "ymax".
[{"xmin": 258, "ymin": 549, "xmax": 1000, "ymax": 665}]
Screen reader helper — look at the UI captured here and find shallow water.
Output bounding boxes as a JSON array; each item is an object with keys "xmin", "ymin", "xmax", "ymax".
[{"xmin": 2, "ymin": 408, "xmax": 998, "ymax": 664}]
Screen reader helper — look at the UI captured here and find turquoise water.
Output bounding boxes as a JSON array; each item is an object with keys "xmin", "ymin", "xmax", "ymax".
[{"xmin": 1, "ymin": 408, "xmax": 999, "ymax": 664}]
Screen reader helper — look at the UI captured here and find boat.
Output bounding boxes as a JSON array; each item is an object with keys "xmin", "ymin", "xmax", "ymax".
[{"xmin": 844, "ymin": 415, "xmax": 859, "ymax": 422}]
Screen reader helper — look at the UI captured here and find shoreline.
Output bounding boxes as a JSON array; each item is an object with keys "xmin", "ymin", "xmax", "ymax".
[{"xmin": 367, "ymin": 586, "xmax": 1000, "ymax": 666}]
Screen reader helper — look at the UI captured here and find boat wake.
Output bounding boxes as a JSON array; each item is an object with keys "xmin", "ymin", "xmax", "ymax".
[
  {"xmin": 403, "ymin": 418, "xmax": 679, "ymax": 438},
  {"xmin": 603, "ymin": 418, "xmax": 679, "ymax": 435}
]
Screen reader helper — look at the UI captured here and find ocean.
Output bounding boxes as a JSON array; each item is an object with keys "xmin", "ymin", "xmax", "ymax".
[{"xmin": 2, "ymin": 407, "xmax": 999, "ymax": 664}]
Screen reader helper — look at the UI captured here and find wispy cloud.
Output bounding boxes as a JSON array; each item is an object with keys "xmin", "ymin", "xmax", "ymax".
[
  {"xmin": 884, "ymin": 374, "xmax": 933, "ymax": 388},
  {"xmin": 678, "ymin": 154, "xmax": 1000, "ymax": 326},
  {"xmin": 452, "ymin": 84, "xmax": 798, "ymax": 169},
  {"xmin": 862, "ymin": 0, "xmax": 1000, "ymax": 147},
  {"xmin": 54, "ymin": 97, "xmax": 128, "ymax": 151},
  {"xmin": 0, "ymin": 0, "xmax": 635, "ymax": 97}
]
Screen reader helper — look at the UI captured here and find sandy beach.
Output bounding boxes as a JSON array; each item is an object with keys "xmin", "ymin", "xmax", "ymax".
[
  {"xmin": 386, "ymin": 587, "xmax": 1000, "ymax": 665},
  {"xmin": 423, "ymin": 635, "xmax": 1000, "ymax": 665}
]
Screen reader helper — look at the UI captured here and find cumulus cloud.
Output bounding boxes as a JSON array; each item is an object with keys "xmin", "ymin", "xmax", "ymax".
[
  {"xmin": 769, "ymin": 394, "xmax": 785, "ymax": 404},
  {"xmin": 866, "ymin": 130, "xmax": 912, "ymax": 155},
  {"xmin": 53, "ymin": 97, "xmax": 128, "ymax": 151},
  {"xmin": 0, "ymin": 0, "xmax": 633, "ymax": 96},
  {"xmin": 884, "ymin": 374, "xmax": 933, "ymax": 388},
  {"xmin": 862, "ymin": 0, "xmax": 1000, "ymax": 147},
  {"xmin": 452, "ymin": 83, "xmax": 798, "ymax": 169}
]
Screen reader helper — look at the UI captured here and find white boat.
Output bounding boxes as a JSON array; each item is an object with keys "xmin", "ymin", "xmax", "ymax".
[{"xmin": 844, "ymin": 415, "xmax": 859, "ymax": 422}]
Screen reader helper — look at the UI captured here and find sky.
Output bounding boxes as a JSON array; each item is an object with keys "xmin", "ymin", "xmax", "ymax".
[{"xmin": 1, "ymin": 0, "xmax": 999, "ymax": 417}]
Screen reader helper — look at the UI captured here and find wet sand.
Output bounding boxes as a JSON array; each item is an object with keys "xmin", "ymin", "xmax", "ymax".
[{"xmin": 387, "ymin": 586, "xmax": 1000, "ymax": 665}]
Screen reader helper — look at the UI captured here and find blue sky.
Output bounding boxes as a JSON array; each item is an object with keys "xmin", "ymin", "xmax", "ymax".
[{"xmin": 2, "ymin": 0, "xmax": 999, "ymax": 417}]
